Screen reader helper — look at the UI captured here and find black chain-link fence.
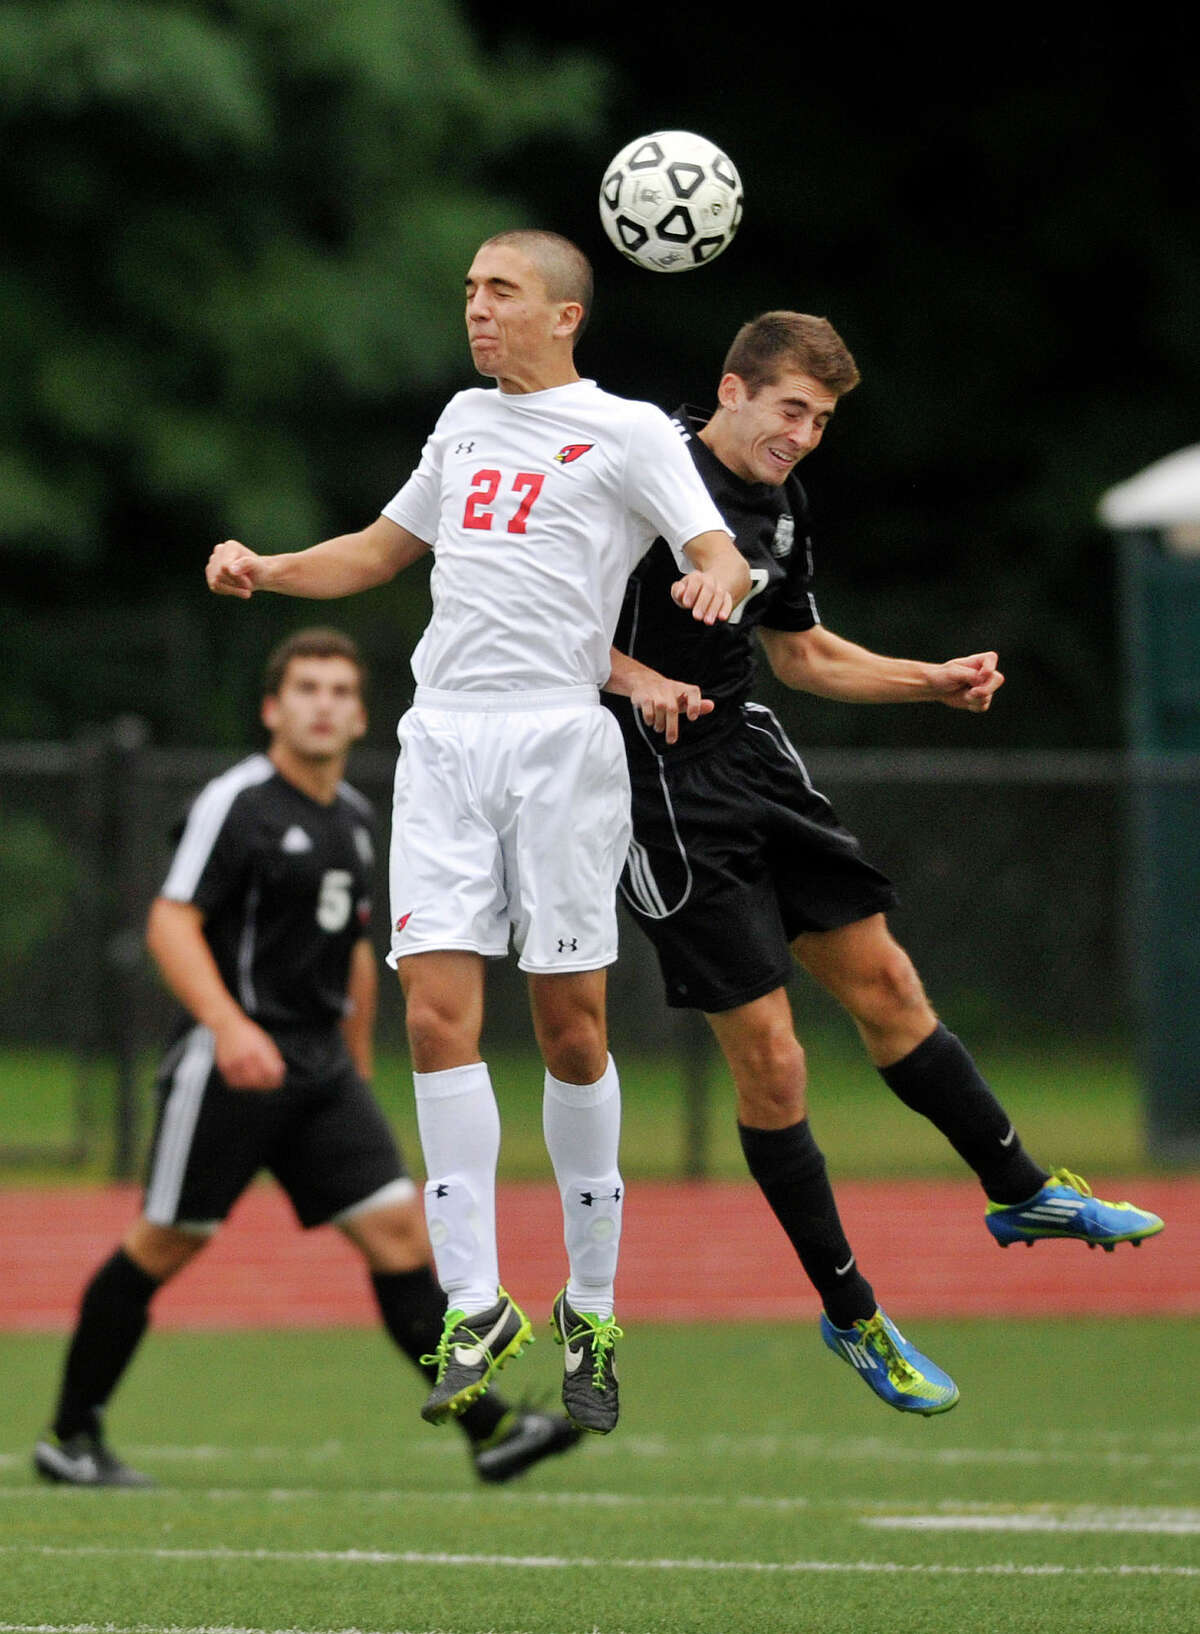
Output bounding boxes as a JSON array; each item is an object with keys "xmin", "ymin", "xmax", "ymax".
[{"xmin": 1, "ymin": 726, "xmax": 1136, "ymax": 1176}]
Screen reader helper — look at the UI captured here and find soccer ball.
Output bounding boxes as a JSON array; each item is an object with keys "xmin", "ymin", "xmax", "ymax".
[{"xmin": 598, "ymin": 130, "xmax": 743, "ymax": 273}]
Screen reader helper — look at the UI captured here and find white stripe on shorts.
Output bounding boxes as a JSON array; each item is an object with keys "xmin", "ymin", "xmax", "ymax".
[
  {"xmin": 145, "ymin": 1027, "xmax": 215, "ymax": 1225},
  {"xmin": 620, "ymin": 762, "xmax": 692, "ymax": 922},
  {"xmin": 330, "ymin": 1176, "xmax": 418, "ymax": 1226}
]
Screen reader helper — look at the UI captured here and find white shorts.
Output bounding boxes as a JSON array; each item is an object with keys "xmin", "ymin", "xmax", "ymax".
[{"xmin": 388, "ymin": 686, "xmax": 631, "ymax": 974}]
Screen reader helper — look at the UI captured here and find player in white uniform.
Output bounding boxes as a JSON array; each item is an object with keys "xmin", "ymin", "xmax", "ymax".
[{"xmin": 207, "ymin": 230, "xmax": 750, "ymax": 1435}]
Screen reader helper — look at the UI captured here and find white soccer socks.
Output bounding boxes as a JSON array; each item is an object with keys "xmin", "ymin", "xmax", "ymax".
[
  {"xmin": 413, "ymin": 1062, "xmax": 501, "ymax": 1315},
  {"xmin": 542, "ymin": 1055, "xmax": 624, "ymax": 1320}
]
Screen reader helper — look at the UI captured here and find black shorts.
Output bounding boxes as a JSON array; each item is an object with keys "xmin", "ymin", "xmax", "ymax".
[
  {"xmin": 620, "ymin": 703, "xmax": 898, "ymax": 1012},
  {"xmin": 143, "ymin": 1026, "xmax": 411, "ymax": 1230}
]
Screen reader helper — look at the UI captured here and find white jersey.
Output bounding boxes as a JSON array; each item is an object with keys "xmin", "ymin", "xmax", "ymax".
[{"xmin": 383, "ymin": 378, "xmax": 730, "ymax": 693}]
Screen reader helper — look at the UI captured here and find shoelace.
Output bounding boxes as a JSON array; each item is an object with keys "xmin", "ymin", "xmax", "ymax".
[
  {"xmin": 589, "ymin": 1321, "xmax": 624, "ymax": 1389},
  {"xmin": 420, "ymin": 1310, "xmax": 469, "ymax": 1379},
  {"xmin": 569, "ymin": 1316, "xmax": 625, "ymax": 1389},
  {"xmin": 1048, "ymin": 1166, "xmax": 1092, "ymax": 1197},
  {"xmin": 861, "ymin": 1317, "xmax": 922, "ymax": 1390},
  {"xmin": 1047, "ymin": 1168, "xmax": 1138, "ymax": 1212}
]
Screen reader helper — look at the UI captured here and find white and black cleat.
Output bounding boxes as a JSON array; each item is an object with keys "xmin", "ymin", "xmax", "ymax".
[{"xmin": 34, "ymin": 1429, "xmax": 153, "ymax": 1488}]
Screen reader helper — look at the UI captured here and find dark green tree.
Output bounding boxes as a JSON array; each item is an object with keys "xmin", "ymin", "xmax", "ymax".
[{"xmin": 0, "ymin": 0, "xmax": 609, "ymax": 739}]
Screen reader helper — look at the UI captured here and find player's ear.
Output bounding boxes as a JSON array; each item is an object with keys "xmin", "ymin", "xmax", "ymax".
[
  {"xmin": 716, "ymin": 372, "xmax": 748, "ymax": 411},
  {"xmin": 261, "ymin": 694, "xmax": 279, "ymax": 734},
  {"xmin": 555, "ymin": 301, "xmax": 584, "ymax": 340}
]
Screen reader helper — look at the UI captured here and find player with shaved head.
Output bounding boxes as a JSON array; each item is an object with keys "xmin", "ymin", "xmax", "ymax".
[{"xmin": 206, "ymin": 232, "xmax": 750, "ymax": 1435}]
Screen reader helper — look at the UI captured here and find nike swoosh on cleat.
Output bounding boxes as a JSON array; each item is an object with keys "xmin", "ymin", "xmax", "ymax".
[
  {"xmin": 452, "ymin": 1306, "xmax": 513, "ymax": 1369},
  {"xmin": 563, "ymin": 1343, "xmax": 585, "ymax": 1374}
]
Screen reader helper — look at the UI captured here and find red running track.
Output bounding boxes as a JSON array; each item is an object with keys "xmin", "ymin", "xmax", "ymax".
[{"xmin": 1, "ymin": 1177, "xmax": 1196, "ymax": 1332}]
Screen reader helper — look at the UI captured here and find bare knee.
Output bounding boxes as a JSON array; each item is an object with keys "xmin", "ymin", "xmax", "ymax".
[
  {"xmin": 535, "ymin": 1012, "xmax": 607, "ymax": 1085},
  {"xmin": 122, "ymin": 1218, "xmax": 207, "ymax": 1282},
  {"xmin": 340, "ymin": 1196, "xmax": 431, "ymax": 1274},
  {"xmin": 710, "ymin": 1013, "xmax": 808, "ymax": 1129},
  {"xmin": 529, "ymin": 973, "xmax": 608, "ymax": 1084},
  {"xmin": 398, "ymin": 953, "xmax": 484, "ymax": 1072},
  {"xmin": 402, "ymin": 984, "xmax": 481, "ymax": 1071},
  {"xmin": 842, "ymin": 946, "xmax": 936, "ymax": 1063},
  {"xmin": 854, "ymin": 945, "xmax": 930, "ymax": 1027}
]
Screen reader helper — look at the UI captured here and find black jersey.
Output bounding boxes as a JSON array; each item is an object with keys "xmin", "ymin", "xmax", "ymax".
[
  {"xmin": 159, "ymin": 754, "xmax": 374, "ymax": 1034},
  {"xmin": 609, "ymin": 405, "xmax": 820, "ymax": 754}
]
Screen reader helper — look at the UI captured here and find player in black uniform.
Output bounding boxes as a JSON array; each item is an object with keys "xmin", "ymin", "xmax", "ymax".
[
  {"xmin": 34, "ymin": 628, "xmax": 580, "ymax": 1485},
  {"xmin": 607, "ymin": 312, "xmax": 1163, "ymax": 1414}
]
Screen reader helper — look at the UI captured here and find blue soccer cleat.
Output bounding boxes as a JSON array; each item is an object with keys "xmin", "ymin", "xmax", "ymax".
[
  {"xmin": 819, "ymin": 1308, "xmax": 959, "ymax": 1416},
  {"xmin": 985, "ymin": 1167, "xmax": 1165, "ymax": 1251}
]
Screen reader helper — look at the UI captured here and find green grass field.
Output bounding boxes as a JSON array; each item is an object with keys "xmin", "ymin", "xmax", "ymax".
[
  {"xmin": 3, "ymin": 1318, "xmax": 1198, "ymax": 1634},
  {"xmin": 0, "ymin": 1032, "xmax": 1150, "ymax": 1185}
]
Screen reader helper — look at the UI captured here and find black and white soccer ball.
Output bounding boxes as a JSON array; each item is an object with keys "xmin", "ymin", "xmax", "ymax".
[{"xmin": 598, "ymin": 130, "xmax": 743, "ymax": 273}]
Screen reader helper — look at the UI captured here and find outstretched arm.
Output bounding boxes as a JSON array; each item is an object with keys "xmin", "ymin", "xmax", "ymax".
[
  {"xmin": 673, "ymin": 529, "xmax": 752, "ymax": 625},
  {"xmin": 606, "ymin": 648, "xmax": 714, "ymax": 744},
  {"xmin": 206, "ymin": 514, "xmax": 431, "ymax": 601},
  {"xmin": 759, "ymin": 624, "xmax": 1003, "ymax": 712}
]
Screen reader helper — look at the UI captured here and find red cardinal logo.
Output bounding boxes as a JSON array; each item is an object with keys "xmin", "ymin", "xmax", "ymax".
[
  {"xmin": 395, "ymin": 911, "xmax": 412, "ymax": 932},
  {"xmin": 554, "ymin": 442, "xmax": 594, "ymax": 464}
]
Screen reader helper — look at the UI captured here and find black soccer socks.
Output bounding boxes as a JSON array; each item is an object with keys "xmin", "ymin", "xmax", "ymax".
[
  {"xmin": 738, "ymin": 1119, "xmax": 876, "ymax": 1329},
  {"xmin": 52, "ymin": 1248, "xmax": 157, "ymax": 1441},
  {"xmin": 878, "ymin": 1023, "xmax": 1049, "ymax": 1204}
]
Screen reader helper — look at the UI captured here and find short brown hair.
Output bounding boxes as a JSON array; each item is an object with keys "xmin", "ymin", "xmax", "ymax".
[
  {"xmin": 262, "ymin": 628, "xmax": 366, "ymax": 698},
  {"xmin": 479, "ymin": 229, "xmax": 593, "ymax": 337},
  {"xmin": 722, "ymin": 311, "xmax": 861, "ymax": 397}
]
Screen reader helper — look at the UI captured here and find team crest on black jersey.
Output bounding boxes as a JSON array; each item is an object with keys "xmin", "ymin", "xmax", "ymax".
[
  {"xmin": 554, "ymin": 442, "xmax": 594, "ymax": 464},
  {"xmin": 771, "ymin": 515, "xmax": 795, "ymax": 558}
]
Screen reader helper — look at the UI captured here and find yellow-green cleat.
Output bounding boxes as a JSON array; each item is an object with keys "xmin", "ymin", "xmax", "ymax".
[
  {"xmin": 820, "ymin": 1308, "xmax": 959, "ymax": 1416},
  {"xmin": 420, "ymin": 1289, "xmax": 533, "ymax": 1424},
  {"xmin": 551, "ymin": 1289, "xmax": 623, "ymax": 1434},
  {"xmin": 985, "ymin": 1167, "xmax": 1164, "ymax": 1250}
]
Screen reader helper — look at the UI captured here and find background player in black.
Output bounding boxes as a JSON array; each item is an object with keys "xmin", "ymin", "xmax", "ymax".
[
  {"xmin": 35, "ymin": 628, "xmax": 580, "ymax": 1485},
  {"xmin": 608, "ymin": 311, "xmax": 1163, "ymax": 1413}
]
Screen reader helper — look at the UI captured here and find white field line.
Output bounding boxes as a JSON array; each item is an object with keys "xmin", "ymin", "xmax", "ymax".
[
  {"xmin": 7, "ymin": 1434, "xmax": 1200, "ymax": 1471},
  {"xmin": 0, "ymin": 1485, "xmax": 810, "ymax": 1511},
  {"xmin": 0, "ymin": 1627, "xmax": 536, "ymax": 1634},
  {"xmin": 1, "ymin": 1544, "xmax": 1199, "ymax": 1578},
  {"xmin": 867, "ymin": 1508, "xmax": 1200, "ymax": 1535},
  {"xmin": 8, "ymin": 1487, "xmax": 1200, "ymax": 1533}
]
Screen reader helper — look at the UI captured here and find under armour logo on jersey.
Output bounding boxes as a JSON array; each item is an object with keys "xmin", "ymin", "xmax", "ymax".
[
  {"xmin": 432, "ymin": 1183, "xmax": 450, "ymax": 1198},
  {"xmin": 557, "ymin": 937, "xmax": 578, "ymax": 952},
  {"xmin": 553, "ymin": 442, "xmax": 594, "ymax": 464},
  {"xmin": 281, "ymin": 825, "xmax": 313, "ymax": 853},
  {"xmin": 580, "ymin": 1188, "xmax": 622, "ymax": 1206},
  {"xmin": 771, "ymin": 514, "xmax": 795, "ymax": 558},
  {"xmin": 455, "ymin": 440, "xmax": 476, "ymax": 454},
  {"xmin": 395, "ymin": 911, "xmax": 412, "ymax": 932}
]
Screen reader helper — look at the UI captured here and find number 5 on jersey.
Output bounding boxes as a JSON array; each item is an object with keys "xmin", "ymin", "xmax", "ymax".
[
  {"xmin": 317, "ymin": 870, "xmax": 353, "ymax": 932},
  {"xmin": 462, "ymin": 469, "xmax": 546, "ymax": 534}
]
